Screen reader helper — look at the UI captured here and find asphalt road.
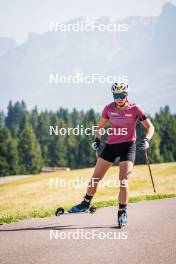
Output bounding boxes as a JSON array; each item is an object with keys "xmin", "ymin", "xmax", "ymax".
[{"xmin": 0, "ymin": 199, "xmax": 176, "ymax": 264}]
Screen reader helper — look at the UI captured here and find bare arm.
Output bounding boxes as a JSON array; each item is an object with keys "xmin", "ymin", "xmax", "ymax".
[
  {"xmin": 140, "ymin": 118, "xmax": 155, "ymax": 141},
  {"xmin": 95, "ymin": 117, "xmax": 108, "ymax": 139}
]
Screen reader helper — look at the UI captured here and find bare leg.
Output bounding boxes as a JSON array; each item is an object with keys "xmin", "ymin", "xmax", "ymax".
[
  {"xmin": 118, "ymin": 161, "xmax": 134, "ymax": 205},
  {"xmin": 87, "ymin": 158, "xmax": 112, "ymax": 196}
]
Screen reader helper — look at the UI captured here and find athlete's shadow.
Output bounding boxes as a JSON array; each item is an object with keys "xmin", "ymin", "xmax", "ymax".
[{"xmin": 0, "ymin": 224, "xmax": 121, "ymax": 232}]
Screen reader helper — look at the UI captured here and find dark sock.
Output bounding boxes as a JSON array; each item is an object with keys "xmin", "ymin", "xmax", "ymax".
[
  {"xmin": 84, "ymin": 194, "xmax": 93, "ymax": 203},
  {"xmin": 119, "ymin": 203, "xmax": 127, "ymax": 210}
]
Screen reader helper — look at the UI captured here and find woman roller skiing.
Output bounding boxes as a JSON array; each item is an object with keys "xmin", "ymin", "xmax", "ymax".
[{"xmin": 68, "ymin": 82, "xmax": 155, "ymax": 227}]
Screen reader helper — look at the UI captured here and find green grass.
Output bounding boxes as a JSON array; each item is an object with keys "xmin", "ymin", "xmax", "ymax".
[
  {"xmin": 0, "ymin": 162, "xmax": 176, "ymax": 224},
  {"xmin": 94, "ymin": 193, "xmax": 176, "ymax": 207},
  {"xmin": 1, "ymin": 193, "xmax": 175, "ymax": 224}
]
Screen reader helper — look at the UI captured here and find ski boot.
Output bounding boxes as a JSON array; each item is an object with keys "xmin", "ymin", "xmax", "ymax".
[
  {"xmin": 68, "ymin": 200, "xmax": 91, "ymax": 213},
  {"xmin": 117, "ymin": 208, "xmax": 128, "ymax": 228}
]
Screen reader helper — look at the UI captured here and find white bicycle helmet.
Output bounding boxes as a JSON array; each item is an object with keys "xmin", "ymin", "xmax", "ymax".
[{"xmin": 111, "ymin": 82, "xmax": 129, "ymax": 93}]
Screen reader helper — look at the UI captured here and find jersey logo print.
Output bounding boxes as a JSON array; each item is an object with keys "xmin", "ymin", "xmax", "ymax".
[
  {"xmin": 110, "ymin": 112, "xmax": 118, "ymax": 116},
  {"xmin": 125, "ymin": 114, "xmax": 133, "ymax": 117}
]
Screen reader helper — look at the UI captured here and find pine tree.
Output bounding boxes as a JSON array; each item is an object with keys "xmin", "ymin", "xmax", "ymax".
[
  {"xmin": 0, "ymin": 111, "xmax": 5, "ymax": 128},
  {"xmin": 18, "ymin": 124, "xmax": 43, "ymax": 174},
  {"xmin": 30, "ymin": 107, "xmax": 39, "ymax": 132},
  {"xmin": 76, "ymin": 109, "xmax": 98, "ymax": 167},
  {"xmin": 0, "ymin": 128, "xmax": 19, "ymax": 176},
  {"xmin": 155, "ymin": 106, "xmax": 176, "ymax": 162},
  {"xmin": 36, "ymin": 112, "xmax": 51, "ymax": 165},
  {"xmin": 5, "ymin": 101, "xmax": 27, "ymax": 137},
  {"xmin": 48, "ymin": 116, "xmax": 67, "ymax": 167},
  {"xmin": 149, "ymin": 131, "xmax": 162, "ymax": 163}
]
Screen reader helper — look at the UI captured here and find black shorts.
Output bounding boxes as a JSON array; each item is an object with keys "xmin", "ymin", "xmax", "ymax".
[{"xmin": 100, "ymin": 141, "xmax": 136, "ymax": 163}]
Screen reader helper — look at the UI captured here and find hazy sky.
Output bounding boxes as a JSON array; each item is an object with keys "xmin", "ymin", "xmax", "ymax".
[{"xmin": 0, "ymin": 0, "xmax": 176, "ymax": 44}]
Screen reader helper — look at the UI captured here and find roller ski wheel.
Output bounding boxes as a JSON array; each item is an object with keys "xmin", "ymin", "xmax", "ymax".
[
  {"xmin": 89, "ymin": 206, "xmax": 97, "ymax": 214},
  {"xmin": 55, "ymin": 207, "xmax": 65, "ymax": 216}
]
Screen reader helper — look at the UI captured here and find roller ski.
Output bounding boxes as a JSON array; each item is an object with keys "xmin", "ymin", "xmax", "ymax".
[
  {"xmin": 117, "ymin": 209, "xmax": 128, "ymax": 228},
  {"xmin": 55, "ymin": 200, "xmax": 97, "ymax": 216}
]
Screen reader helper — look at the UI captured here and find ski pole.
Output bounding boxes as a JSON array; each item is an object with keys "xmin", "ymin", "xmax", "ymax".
[{"xmin": 144, "ymin": 149, "xmax": 156, "ymax": 193}]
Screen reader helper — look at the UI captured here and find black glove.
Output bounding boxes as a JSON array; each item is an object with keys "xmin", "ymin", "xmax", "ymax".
[
  {"xmin": 139, "ymin": 137, "xmax": 150, "ymax": 150},
  {"xmin": 92, "ymin": 138, "xmax": 100, "ymax": 151}
]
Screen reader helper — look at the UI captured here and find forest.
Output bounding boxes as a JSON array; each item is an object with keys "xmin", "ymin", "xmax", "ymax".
[{"xmin": 0, "ymin": 101, "xmax": 175, "ymax": 176}]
